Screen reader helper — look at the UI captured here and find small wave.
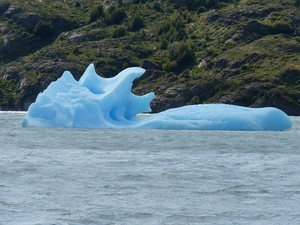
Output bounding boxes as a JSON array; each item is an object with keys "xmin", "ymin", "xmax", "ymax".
[
  {"xmin": 291, "ymin": 116, "xmax": 300, "ymax": 121},
  {"xmin": 0, "ymin": 111, "xmax": 27, "ymax": 114}
]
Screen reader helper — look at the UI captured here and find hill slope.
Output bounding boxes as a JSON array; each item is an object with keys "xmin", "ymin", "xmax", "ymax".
[{"xmin": 1, "ymin": 0, "xmax": 300, "ymax": 115}]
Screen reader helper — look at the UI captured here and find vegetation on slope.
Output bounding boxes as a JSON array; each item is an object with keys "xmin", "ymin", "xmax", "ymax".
[{"xmin": 0, "ymin": 0, "xmax": 300, "ymax": 115}]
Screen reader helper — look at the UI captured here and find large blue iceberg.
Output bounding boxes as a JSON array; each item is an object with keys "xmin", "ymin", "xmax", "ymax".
[{"xmin": 21, "ymin": 64, "xmax": 292, "ymax": 131}]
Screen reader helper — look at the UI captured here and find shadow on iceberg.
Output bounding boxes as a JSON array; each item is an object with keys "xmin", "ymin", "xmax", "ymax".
[{"xmin": 21, "ymin": 64, "xmax": 292, "ymax": 131}]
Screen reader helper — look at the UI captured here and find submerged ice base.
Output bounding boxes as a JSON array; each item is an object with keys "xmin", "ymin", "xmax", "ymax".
[{"xmin": 21, "ymin": 64, "xmax": 292, "ymax": 131}]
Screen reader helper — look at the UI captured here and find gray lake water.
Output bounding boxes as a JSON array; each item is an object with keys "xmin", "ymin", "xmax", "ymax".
[{"xmin": 0, "ymin": 112, "xmax": 300, "ymax": 225}]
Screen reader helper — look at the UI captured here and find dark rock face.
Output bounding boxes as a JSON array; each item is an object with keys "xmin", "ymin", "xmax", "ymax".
[
  {"xmin": 18, "ymin": 13, "xmax": 41, "ymax": 29},
  {"xmin": 0, "ymin": 25, "xmax": 9, "ymax": 35},
  {"xmin": 0, "ymin": 3, "xmax": 10, "ymax": 17},
  {"xmin": 150, "ymin": 96, "xmax": 185, "ymax": 113},
  {"xmin": 244, "ymin": 20, "xmax": 272, "ymax": 34},
  {"xmin": 3, "ymin": 5, "xmax": 22, "ymax": 18},
  {"xmin": 140, "ymin": 59, "xmax": 160, "ymax": 70},
  {"xmin": 206, "ymin": 53, "xmax": 266, "ymax": 71},
  {"xmin": 214, "ymin": 58, "xmax": 229, "ymax": 69},
  {"xmin": 150, "ymin": 82, "xmax": 215, "ymax": 113},
  {"xmin": 133, "ymin": 60, "xmax": 164, "ymax": 87},
  {"xmin": 2, "ymin": 32, "xmax": 17, "ymax": 51},
  {"xmin": 187, "ymin": 84, "xmax": 214, "ymax": 101},
  {"xmin": 252, "ymin": 91, "xmax": 300, "ymax": 116},
  {"xmin": 19, "ymin": 77, "xmax": 41, "ymax": 98},
  {"xmin": 2, "ymin": 67, "xmax": 23, "ymax": 80},
  {"xmin": 165, "ymin": 84, "xmax": 188, "ymax": 96},
  {"xmin": 17, "ymin": 77, "xmax": 42, "ymax": 111}
]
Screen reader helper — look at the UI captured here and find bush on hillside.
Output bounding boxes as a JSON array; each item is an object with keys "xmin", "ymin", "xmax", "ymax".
[
  {"xmin": 129, "ymin": 16, "xmax": 145, "ymax": 31},
  {"xmin": 169, "ymin": 41, "xmax": 195, "ymax": 65},
  {"xmin": 160, "ymin": 39, "xmax": 169, "ymax": 49},
  {"xmin": 89, "ymin": 5, "xmax": 104, "ymax": 23},
  {"xmin": 105, "ymin": 5, "xmax": 127, "ymax": 25},
  {"xmin": 111, "ymin": 26, "xmax": 126, "ymax": 38}
]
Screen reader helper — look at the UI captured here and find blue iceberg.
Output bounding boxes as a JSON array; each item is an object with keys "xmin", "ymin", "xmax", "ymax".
[{"xmin": 21, "ymin": 64, "xmax": 292, "ymax": 131}]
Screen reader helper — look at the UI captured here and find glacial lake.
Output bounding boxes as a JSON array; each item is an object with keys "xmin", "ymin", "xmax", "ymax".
[{"xmin": 1, "ymin": 112, "xmax": 300, "ymax": 224}]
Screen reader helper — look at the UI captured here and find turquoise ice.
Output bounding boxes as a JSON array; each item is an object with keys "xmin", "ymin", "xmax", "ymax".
[{"xmin": 21, "ymin": 64, "xmax": 292, "ymax": 131}]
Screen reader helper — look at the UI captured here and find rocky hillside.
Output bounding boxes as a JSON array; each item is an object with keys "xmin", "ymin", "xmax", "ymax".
[{"xmin": 1, "ymin": 0, "xmax": 300, "ymax": 115}]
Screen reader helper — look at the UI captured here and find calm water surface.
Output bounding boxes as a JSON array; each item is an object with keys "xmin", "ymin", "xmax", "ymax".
[{"xmin": 0, "ymin": 112, "xmax": 300, "ymax": 225}]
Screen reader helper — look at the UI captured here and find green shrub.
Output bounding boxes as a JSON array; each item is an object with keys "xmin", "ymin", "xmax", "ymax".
[
  {"xmin": 176, "ymin": 28, "xmax": 187, "ymax": 41},
  {"xmin": 111, "ymin": 26, "xmax": 126, "ymax": 38},
  {"xmin": 164, "ymin": 27, "xmax": 176, "ymax": 41},
  {"xmin": 160, "ymin": 39, "xmax": 168, "ymax": 50},
  {"xmin": 73, "ymin": 46, "xmax": 80, "ymax": 54},
  {"xmin": 93, "ymin": 29, "xmax": 109, "ymax": 40},
  {"xmin": 168, "ymin": 41, "xmax": 195, "ymax": 66},
  {"xmin": 158, "ymin": 22, "xmax": 171, "ymax": 35},
  {"xmin": 89, "ymin": 5, "xmax": 104, "ymax": 23},
  {"xmin": 162, "ymin": 60, "xmax": 177, "ymax": 71},
  {"xmin": 170, "ymin": 13, "xmax": 185, "ymax": 30},
  {"xmin": 105, "ymin": 5, "xmax": 127, "ymax": 25},
  {"xmin": 129, "ymin": 15, "xmax": 145, "ymax": 31},
  {"xmin": 153, "ymin": 1, "xmax": 161, "ymax": 11},
  {"xmin": 197, "ymin": 6, "xmax": 207, "ymax": 15},
  {"xmin": 189, "ymin": 95, "xmax": 201, "ymax": 104},
  {"xmin": 131, "ymin": 45, "xmax": 153, "ymax": 58},
  {"xmin": 157, "ymin": 12, "xmax": 188, "ymax": 41},
  {"xmin": 74, "ymin": 1, "xmax": 81, "ymax": 7}
]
